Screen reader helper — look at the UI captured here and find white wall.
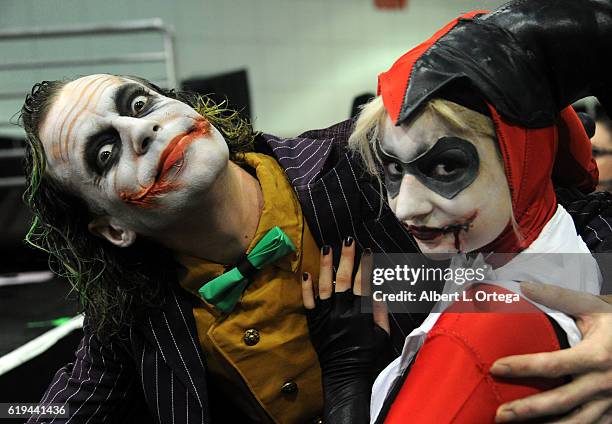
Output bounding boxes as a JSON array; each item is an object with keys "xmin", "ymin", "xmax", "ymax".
[{"xmin": 0, "ymin": 0, "xmax": 506, "ymax": 138}]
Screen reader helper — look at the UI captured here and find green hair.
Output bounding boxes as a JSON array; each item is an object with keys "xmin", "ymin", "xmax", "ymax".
[{"xmin": 20, "ymin": 77, "xmax": 256, "ymax": 340}]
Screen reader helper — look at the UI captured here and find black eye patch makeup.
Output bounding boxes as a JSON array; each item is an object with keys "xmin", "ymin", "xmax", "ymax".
[
  {"xmin": 377, "ymin": 136, "xmax": 479, "ymax": 199},
  {"xmin": 113, "ymin": 83, "xmax": 154, "ymax": 117},
  {"xmin": 84, "ymin": 128, "xmax": 122, "ymax": 175}
]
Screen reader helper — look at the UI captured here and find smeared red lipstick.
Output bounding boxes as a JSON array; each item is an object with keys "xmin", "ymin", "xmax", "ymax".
[
  {"xmin": 120, "ymin": 118, "xmax": 211, "ymax": 207},
  {"xmin": 157, "ymin": 119, "xmax": 210, "ymax": 181},
  {"xmin": 408, "ymin": 226, "xmax": 446, "ymax": 241},
  {"xmin": 408, "ymin": 220, "xmax": 472, "ymax": 240},
  {"xmin": 407, "ymin": 211, "xmax": 478, "ymax": 251}
]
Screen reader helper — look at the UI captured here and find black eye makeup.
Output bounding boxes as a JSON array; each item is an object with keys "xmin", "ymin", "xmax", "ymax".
[
  {"xmin": 84, "ymin": 129, "xmax": 122, "ymax": 175},
  {"xmin": 377, "ymin": 136, "xmax": 480, "ymax": 199},
  {"xmin": 113, "ymin": 83, "xmax": 155, "ymax": 117}
]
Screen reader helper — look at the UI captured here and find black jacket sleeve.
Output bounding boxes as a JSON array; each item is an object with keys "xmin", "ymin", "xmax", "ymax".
[
  {"xmin": 26, "ymin": 318, "xmax": 147, "ymax": 424},
  {"xmin": 558, "ymin": 187, "xmax": 612, "ymax": 294}
]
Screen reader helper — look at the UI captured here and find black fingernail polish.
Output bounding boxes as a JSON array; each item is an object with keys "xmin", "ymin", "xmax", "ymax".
[
  {"xmin": 322, "ymin": 245, "xmax": 331, "ymax": 255},
  {"xmin": 344, "ymin": 236, "xmax": 354, "ymax": 247},
  {"xmin": 364, "ymin": 248, "xmax": 373, "ymax": 256},
  {"xmin": 302, "ymin": 272, "xmax": 309, "ymax": 281}
]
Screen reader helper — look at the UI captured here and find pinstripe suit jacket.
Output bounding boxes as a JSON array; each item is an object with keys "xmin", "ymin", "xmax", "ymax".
[{"xmin": 28, "ymin": 119, "xmax": 612, "ymax": 424}]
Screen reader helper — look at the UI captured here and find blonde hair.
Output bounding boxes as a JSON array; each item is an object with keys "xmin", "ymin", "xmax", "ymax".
[{"xmin": 349, "ymin": 96, "xmax": 388, "ymax": 176}]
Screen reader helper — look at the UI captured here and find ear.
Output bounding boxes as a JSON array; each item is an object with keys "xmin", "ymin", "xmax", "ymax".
[{"xmin": 88, "ymin": 216, "xmax": 137, "ymax": 248}]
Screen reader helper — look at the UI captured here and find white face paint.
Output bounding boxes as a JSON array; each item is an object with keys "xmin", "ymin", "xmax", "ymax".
[
  {"xmin": 39, "ymin": 74, "xmax": 230, "ymax": 245},
  {"xmin": 380, "ymin": 109, "xmax": 512, "ymax": 258}
]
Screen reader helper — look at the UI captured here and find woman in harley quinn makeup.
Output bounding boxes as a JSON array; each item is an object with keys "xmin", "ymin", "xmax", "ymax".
[
  {"xmin": 307, "ymin": 96, "xmax": 604, "ymax": 423},
  {"xmin": 370, "ymin": 98, "xmax": 512, "ymax": 257},
  {"xmin": 301, "ymin": 0, "xmax": 612, "ymax": 422}
]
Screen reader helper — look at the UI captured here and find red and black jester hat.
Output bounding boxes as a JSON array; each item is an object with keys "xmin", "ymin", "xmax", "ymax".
[{"xmin": 377, "ymin": 3, "xmax": 607, "ymax": 252}]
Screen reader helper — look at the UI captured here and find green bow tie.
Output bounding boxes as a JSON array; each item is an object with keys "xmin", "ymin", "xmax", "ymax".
[{"xmin": 199, "ymin": 226, "xmax": 296, "ymax": 313}]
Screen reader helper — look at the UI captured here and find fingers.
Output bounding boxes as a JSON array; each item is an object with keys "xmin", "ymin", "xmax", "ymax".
[
  {"xmin": 495, "ymin": 373, "xmax": 605, "ymax": 422},
  {"xmin": 549, "ymin": 398, "xmax": 612, "ymax": 424},
  {"xmin": 596, "ymin": 404, "xmax": 612, "ymax": 424},
  {"xmin": 354, "ymin": 253, "xmax": 363, "ymax": 296},
  {"xmin": 490, "ymin": 343, "xmax": 604, "ymax": 378},
  {"xmin": 354, "ymin": 249, "xmax": 389, "ymax": 333},
  {"xmin": 301, "ymin": 272, "xmax": 315, "ymax": 310},
  {"xmin": 491, "ymin": 308, "xmax": 612, "ymax": 423},
  {"xmin": 354, "ymin": 248, "xmax": 373, "ymax": 296},
  {"xmin": 314, "ymin": 239, "xmax": 366, "ymax": 300},
  {"xmin": 335, "ymin": 237, "xmax": 355, "ymax": 293},
  {"xmin": 319, "ymin": 245, "xmax": 334, "ymax": 300},
  {"xmin": 520, "ymin": 282, "xmax": 611, "ymax": 316}
]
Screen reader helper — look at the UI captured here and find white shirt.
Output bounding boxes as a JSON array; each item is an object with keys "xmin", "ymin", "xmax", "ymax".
[{"xmin": 370, "ymin": 205, "xmax": 602, "ymax": 422}]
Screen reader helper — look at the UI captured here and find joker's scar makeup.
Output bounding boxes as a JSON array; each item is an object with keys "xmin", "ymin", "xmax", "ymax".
[
  {"xmin": 120, "ymin": 118, "xmax": 211, "ymax": 207},
  {"xmin": 39, "ymin": 74, "xmax": 231, "ymax": 242}
]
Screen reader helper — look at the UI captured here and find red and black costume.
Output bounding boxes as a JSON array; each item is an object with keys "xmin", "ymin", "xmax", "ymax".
[
  {"xmin": 374, "ymin": 4, "xmax": 603, "ymax": 421},
  {"xmin": 307, "ymin": 0, "xmax": 612, "ymax": 423}
]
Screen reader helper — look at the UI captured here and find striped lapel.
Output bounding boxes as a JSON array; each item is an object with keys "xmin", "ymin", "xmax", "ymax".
[
  {"xmin": 139, "ymin": 285, "xmax": 209, "ymax": 418},
  {"xmin": 262, "ymin": 128, "xmax": 338, "ymax": 188}
]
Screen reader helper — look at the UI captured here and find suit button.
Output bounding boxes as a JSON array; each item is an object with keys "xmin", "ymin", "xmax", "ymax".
[
  {"xmin": 313, "ymin": 417, "xmax": 323, "ymax": 424},
  {"xmin": 281, "ymin": 381, "xmax": 298, "ymax": 395},
  {"xmin": 243, "ymin": 329, "xmax": 260, "ymax": 346}
]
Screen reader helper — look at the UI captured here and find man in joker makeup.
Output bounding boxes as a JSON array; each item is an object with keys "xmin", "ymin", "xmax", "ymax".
[
  {"xmin": 22, "ymin": 76, "xmax": 420, "ymax": 424},
  {"xmin": 19, "ymin": 1, "xmax": 612, "ymax": 422},
  {"xmin": 302, "ymin": 0, "xmax": 612, "ymax": 423}
]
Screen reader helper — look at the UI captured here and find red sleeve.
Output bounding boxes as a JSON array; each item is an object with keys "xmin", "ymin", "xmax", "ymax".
[{"xmin": 384, "ymin": 284, "xmax": 566, "ymax": 424}]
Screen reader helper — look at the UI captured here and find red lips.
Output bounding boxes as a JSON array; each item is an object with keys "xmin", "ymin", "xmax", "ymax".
[
  {"xmin": 407, "ymin": 212, "xmax": 478, "ymax": 242},
  {"xmin": 156, "ymin": 119, "xmax": 211, "ymax": 182},
  {"xmin": 120, "ymin": 118, "xmax": 211, "ymax": 208},
  {"xmin": 408, "ymin": 226, "xmax": 445, "ymax": 241}
]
